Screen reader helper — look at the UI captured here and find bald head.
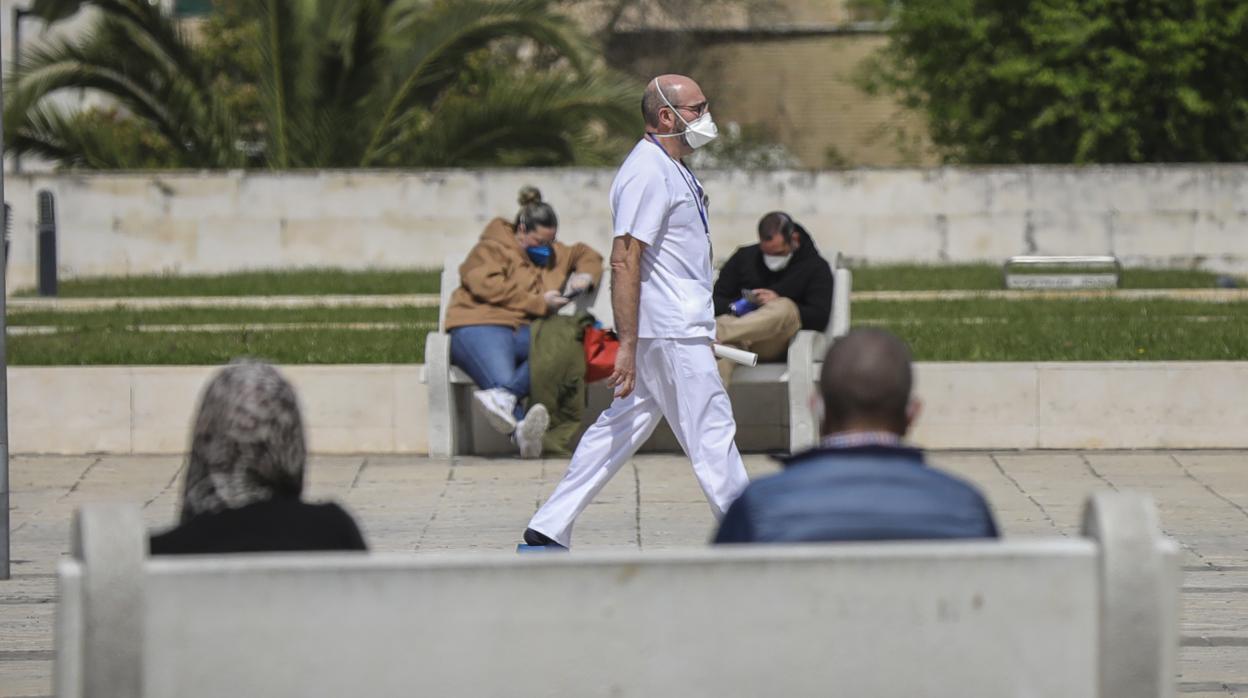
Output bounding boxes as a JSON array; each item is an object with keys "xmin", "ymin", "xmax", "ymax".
[
  {"xmin": 820, "ymin": 328, "xmax": 915, "ymax": 436},
  {"xmin": 642, "ymin": 74, "xmax": 705, "ymax": 129}
]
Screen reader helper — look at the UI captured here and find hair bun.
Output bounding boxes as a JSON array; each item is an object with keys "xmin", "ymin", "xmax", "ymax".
[{"xmin": 517, "ymin": 185, "xmax": 543, "ymax": 207}]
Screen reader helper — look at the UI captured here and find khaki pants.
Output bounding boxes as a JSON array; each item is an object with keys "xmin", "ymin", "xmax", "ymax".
[{"xmin": 715, "ymin": 297, "xmax": 802, "ymax": 385}]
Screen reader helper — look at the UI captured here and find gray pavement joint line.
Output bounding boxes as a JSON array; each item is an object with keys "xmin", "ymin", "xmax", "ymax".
[
  {"xmin": 988, "ymin": 453, "xmax": 1061, "ymax": 535},
  {"xmin": 0, "ymin": 649, "xmax": 54, "ymax": 662},
  {"xmin": 143, "ymin": 461, "xmax": 185, "ymax": 510},
  {"xmin": 16, "ymin": 455, "xmax": 105, "ymax": 535},
  {"xmin": 632, "ymin": 460, "xmax": 643, "ymax": 550},
  {"xmin": 0, "ymin": 595, "xmax": 54, "ymax": 604},
  {"xmin": 1078, "ymin": 454, "xmax": 1118, "ymax": 492},
  {"xmin": 415, "ymin": 458, "xmax": 456, "ymax": 550},
  {"xmin": 58, "ymin": 456, "xmax": 103, "ymax": 501},
  {"xmin": 348, "ymin": 457, "xmax": 369, "ymax": 491},
  {"xmin": 1185, "ymin": 564, "xmax": 1248, "ymax": 572},
  {"xmin": 1181, "ymin": 636, "xmax": 1248, "ymax": 647},
  {"xmin": 1082, "ymin": 454, "xmax": 1211, "ymax": 566},
  {"xmin": 1179, "ymin": 682, "xmax": 1245, "ymax": 695},
  {"xmin": 1171, "ymin": 453, "xmax": 1248, "ymax": 522}
]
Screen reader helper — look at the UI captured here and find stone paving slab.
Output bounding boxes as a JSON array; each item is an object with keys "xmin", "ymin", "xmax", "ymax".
[{"xmin": 2, "ymin": 450, "xmax": 1247, "ymax": 697}]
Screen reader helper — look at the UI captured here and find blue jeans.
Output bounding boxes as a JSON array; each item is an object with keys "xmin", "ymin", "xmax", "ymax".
[{"xmin": 450, "ymin": 324, "xmax": 531, "ymax": 420}]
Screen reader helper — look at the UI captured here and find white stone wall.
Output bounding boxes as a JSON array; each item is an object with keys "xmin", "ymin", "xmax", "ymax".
[
  {"xmin": 11, "ymin": 362, "xmax": 1248, "ymax": 454},
  {"xmin": 6, "ymin": 165, "xmax": 1248, "ymax": 289}
]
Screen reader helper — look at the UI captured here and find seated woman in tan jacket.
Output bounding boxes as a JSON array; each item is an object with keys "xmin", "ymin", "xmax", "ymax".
[{"xmin": 444, "ymin": 186, "xmax": 604, "ymax": 458}]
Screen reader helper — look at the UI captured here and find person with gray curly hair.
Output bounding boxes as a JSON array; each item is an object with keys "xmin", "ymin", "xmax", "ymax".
[{"xmin": 150, "ymin": 361, "xmax": 366, "ymax": 555}]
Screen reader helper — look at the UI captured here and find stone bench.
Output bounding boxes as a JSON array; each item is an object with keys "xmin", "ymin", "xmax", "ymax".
[
  {"xmin": 422, "ymin": 254, "xmax": 851, "ymax": 456},
  {"xmin": 56, "ymin": 491, "xmax": 1178, "ymax": 697}
]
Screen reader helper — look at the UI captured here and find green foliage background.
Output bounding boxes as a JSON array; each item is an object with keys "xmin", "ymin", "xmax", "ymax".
[
  {"xmin": 865, "ymin": 0, "xmax": 1248, "ymax": 164},
  {"xmin": 5, "ymin": 0, "xmax": 641, "ymax": 169}
]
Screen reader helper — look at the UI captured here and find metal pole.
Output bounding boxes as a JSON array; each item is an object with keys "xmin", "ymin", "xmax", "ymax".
[{"xmin": 1, "ymin": 9, "xmax": 11, "ymax": 580}]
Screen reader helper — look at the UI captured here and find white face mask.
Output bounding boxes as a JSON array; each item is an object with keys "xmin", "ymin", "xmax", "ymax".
[
  {"xmin": 652, "ymin": 78, "xmax": 718, "ymax": 150},
  {"xmin": 763, "ymin": 253, "xmax": 793, "ymax": 272}
]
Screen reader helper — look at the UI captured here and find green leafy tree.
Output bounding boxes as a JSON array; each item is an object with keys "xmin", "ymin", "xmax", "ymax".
[
  {"xmin": 5, "ymin": 0, "xmax": 639, "ymax": 168},
  {"xmin": 865, "ymin": 0, "xmax": 1248, "ymax": 164}
]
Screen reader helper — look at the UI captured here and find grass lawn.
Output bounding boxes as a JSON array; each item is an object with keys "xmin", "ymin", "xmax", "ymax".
[
  {"xmin": 849, "ymin": 264, "xmax": 1232, "ymax": 291},
  {"xmin": 12, "ymin": 263, "xmax": 1238, "ymax": 298},
  {"xmin": 8, "ymin": 265, "xmax": 1248, "ymax": 364},
  {"xmin": 9, "ymin": 328, "xmax": 429, "ymax": 365},
  {"xmin": 858, "ymin": 298, "xmax": 1248, "ymax": 361},
  {"xmin": 7, "ymin": 305, "xmax": 438, "ymax": 327},
  {"xmin": 13, "ymin": 267, "xmax": 442, "ymax": 298},
  {"xmin": 6, "ymin": 306, "xmax": 438, "ymax": 365},
  {"xmin": 9, "ymin": 297, "xmax": 1248, "ymax": 363}
]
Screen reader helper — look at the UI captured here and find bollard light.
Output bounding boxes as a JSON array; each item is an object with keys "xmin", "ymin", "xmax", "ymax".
[
  {"xmin": 3, "ymin": 203, "xmax": 9, "ymax": 272},
  {"xmin": 37, "ymin": 190, "xmax": 57, "ymax": 297}
]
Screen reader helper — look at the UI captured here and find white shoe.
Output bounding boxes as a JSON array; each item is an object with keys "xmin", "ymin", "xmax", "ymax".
[
  {"xmin": 514, "ymin": 404, "xmax": 549, "ymax": 459},
  {"xmin": 473, "ymin": 388, "xmax": 517, "ymax": 434}
]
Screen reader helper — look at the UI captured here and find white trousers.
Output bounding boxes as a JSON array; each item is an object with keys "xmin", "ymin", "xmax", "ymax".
[{"xmin": 528, "ymin": 337, "xmax": 749, "ymax": 547}]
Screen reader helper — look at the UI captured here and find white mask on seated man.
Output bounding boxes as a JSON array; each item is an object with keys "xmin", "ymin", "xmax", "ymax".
[{"xmin": 763, "ymin": 253, "xmax": 793, "ymax": 272}]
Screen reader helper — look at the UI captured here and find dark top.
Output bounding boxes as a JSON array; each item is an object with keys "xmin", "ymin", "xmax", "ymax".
[
  {"xmin": 150, "ymin": 499, "xmax": 368, "ymax": 555},
  {"xmin": 714, "ymin": 445, "xmax": 999, "ymax": 544},
  {"xmin": 712, "ymin": 224, "xmax": 835, "ymax": 332}
]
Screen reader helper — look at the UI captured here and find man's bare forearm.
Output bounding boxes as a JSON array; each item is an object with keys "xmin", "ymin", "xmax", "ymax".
[{"xmin": 610, "ymin": 235, "xmax": 644, "ymax": 347}]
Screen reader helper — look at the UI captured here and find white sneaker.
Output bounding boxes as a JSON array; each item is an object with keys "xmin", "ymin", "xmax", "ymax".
[
  {"xmin": 473, "ymin": 388, "xmax": 517, "ymax": 434},
  {"xmin": 514, "ymin": 404, "xmax": 549, "ymax": 459}
]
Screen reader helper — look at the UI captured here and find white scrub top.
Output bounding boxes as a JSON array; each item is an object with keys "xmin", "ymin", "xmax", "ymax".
[{"xmin": 610, "ymin": 137, "xmax": 715, "ymax": 340}]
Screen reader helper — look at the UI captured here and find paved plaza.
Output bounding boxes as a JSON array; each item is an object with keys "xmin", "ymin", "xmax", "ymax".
[{"xmin": 1, "ymin": 450, "xmax": 1246, "ymax": 696}]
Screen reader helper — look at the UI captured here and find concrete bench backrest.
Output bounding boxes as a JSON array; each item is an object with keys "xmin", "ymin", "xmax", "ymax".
[{"xmin": 58, "ymin": 493, "xmax": 1178, "ymax": 698}]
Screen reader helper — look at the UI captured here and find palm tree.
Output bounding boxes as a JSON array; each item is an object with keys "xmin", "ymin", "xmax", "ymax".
[{"xmin": 5, "ymin": 0, "xmax": 639, "ymax": 169}]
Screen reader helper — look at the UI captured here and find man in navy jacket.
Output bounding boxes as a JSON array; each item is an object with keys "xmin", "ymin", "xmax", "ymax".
[{"xmin": 714, "ymin": 328, "xmax": 998, "ymax": 544}]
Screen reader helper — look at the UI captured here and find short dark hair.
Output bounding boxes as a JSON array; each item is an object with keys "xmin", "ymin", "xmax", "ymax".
[
  {"xmin": 758, "ymin": 211, "xmax": 795, "ymax": 241},
  {"xmin": 641, "ymin": 81, "xmax": 664, "ymax": 128},
  {"xmin": 819, "ymin": 328, "xmax": 913, "ymax": 435}
]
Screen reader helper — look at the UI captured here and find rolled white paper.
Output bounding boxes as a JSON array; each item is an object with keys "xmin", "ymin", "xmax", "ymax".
[{"xmin": 713, "ymin": 344, "xmax": 758, "ymax": 367}]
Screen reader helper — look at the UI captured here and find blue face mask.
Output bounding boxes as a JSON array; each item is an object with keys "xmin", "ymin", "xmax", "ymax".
[{"xmin": 526, "ymin": 244, "xmax": 553, "ymax": 267}]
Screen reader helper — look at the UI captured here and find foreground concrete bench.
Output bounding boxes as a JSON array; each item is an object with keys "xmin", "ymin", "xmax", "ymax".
[
  {"xmin": 422, "ymin": 256, "xmax": 851, "ymax": 456},
  {"xmin": 57, "ymin": 491, "xmax": 1177, "ymax": 697}
]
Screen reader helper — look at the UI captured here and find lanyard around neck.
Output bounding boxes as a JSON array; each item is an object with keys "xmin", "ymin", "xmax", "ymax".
[{"xmin": 645, "ymin": 134, "xmax": 709, "ymax": 238}]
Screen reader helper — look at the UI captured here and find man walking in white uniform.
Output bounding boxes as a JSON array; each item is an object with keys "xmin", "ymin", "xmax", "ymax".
[{"xmin": 523, "ymin": 74, "xmax": 750, "ymax": 549}]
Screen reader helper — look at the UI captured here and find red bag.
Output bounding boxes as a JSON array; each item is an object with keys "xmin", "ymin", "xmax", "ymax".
[{"xmin": 583, "ymin": 326, "xmax": 619, "ymax": 383}]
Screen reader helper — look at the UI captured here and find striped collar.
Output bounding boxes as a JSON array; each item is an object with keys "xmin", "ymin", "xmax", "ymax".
[{"xmin": 820, "ymin": 431, "xmax": 905, "ymax": 450}]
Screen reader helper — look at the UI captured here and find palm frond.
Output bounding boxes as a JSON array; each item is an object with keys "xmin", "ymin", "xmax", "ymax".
[
  {"xmin": 7, "ymin": 102, "xmax": 180, "ymax": 168},
  {"xmin": 8, "ymin": 0, "xmax": 239, "ymax": 167},
  {"xmin": 245, "ymin": 0, "xmax": 311, "ymax": 167},
  {"xmin": 305, "ymin": 0, "xmax": 390, "ymax": 165},
  {"xmin": 13, "ymin": 0, "xmax": 635, "ymax": 170},
  {"xmin": 395, "ymin": 69, "xmax": 638, "ymax": 166},
  {"xmin": 361, "ymin": 0, "xmax": 595, "ymax": 165},
  {"xmin": 6, "ymin": 20, "xmax": 241, "ymax": 167}
]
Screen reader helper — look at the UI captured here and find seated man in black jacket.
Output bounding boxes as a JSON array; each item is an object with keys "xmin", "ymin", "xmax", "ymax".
[{"xmin": 712, "ymin": 211, "xmax": 834, "ymax": 383}]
